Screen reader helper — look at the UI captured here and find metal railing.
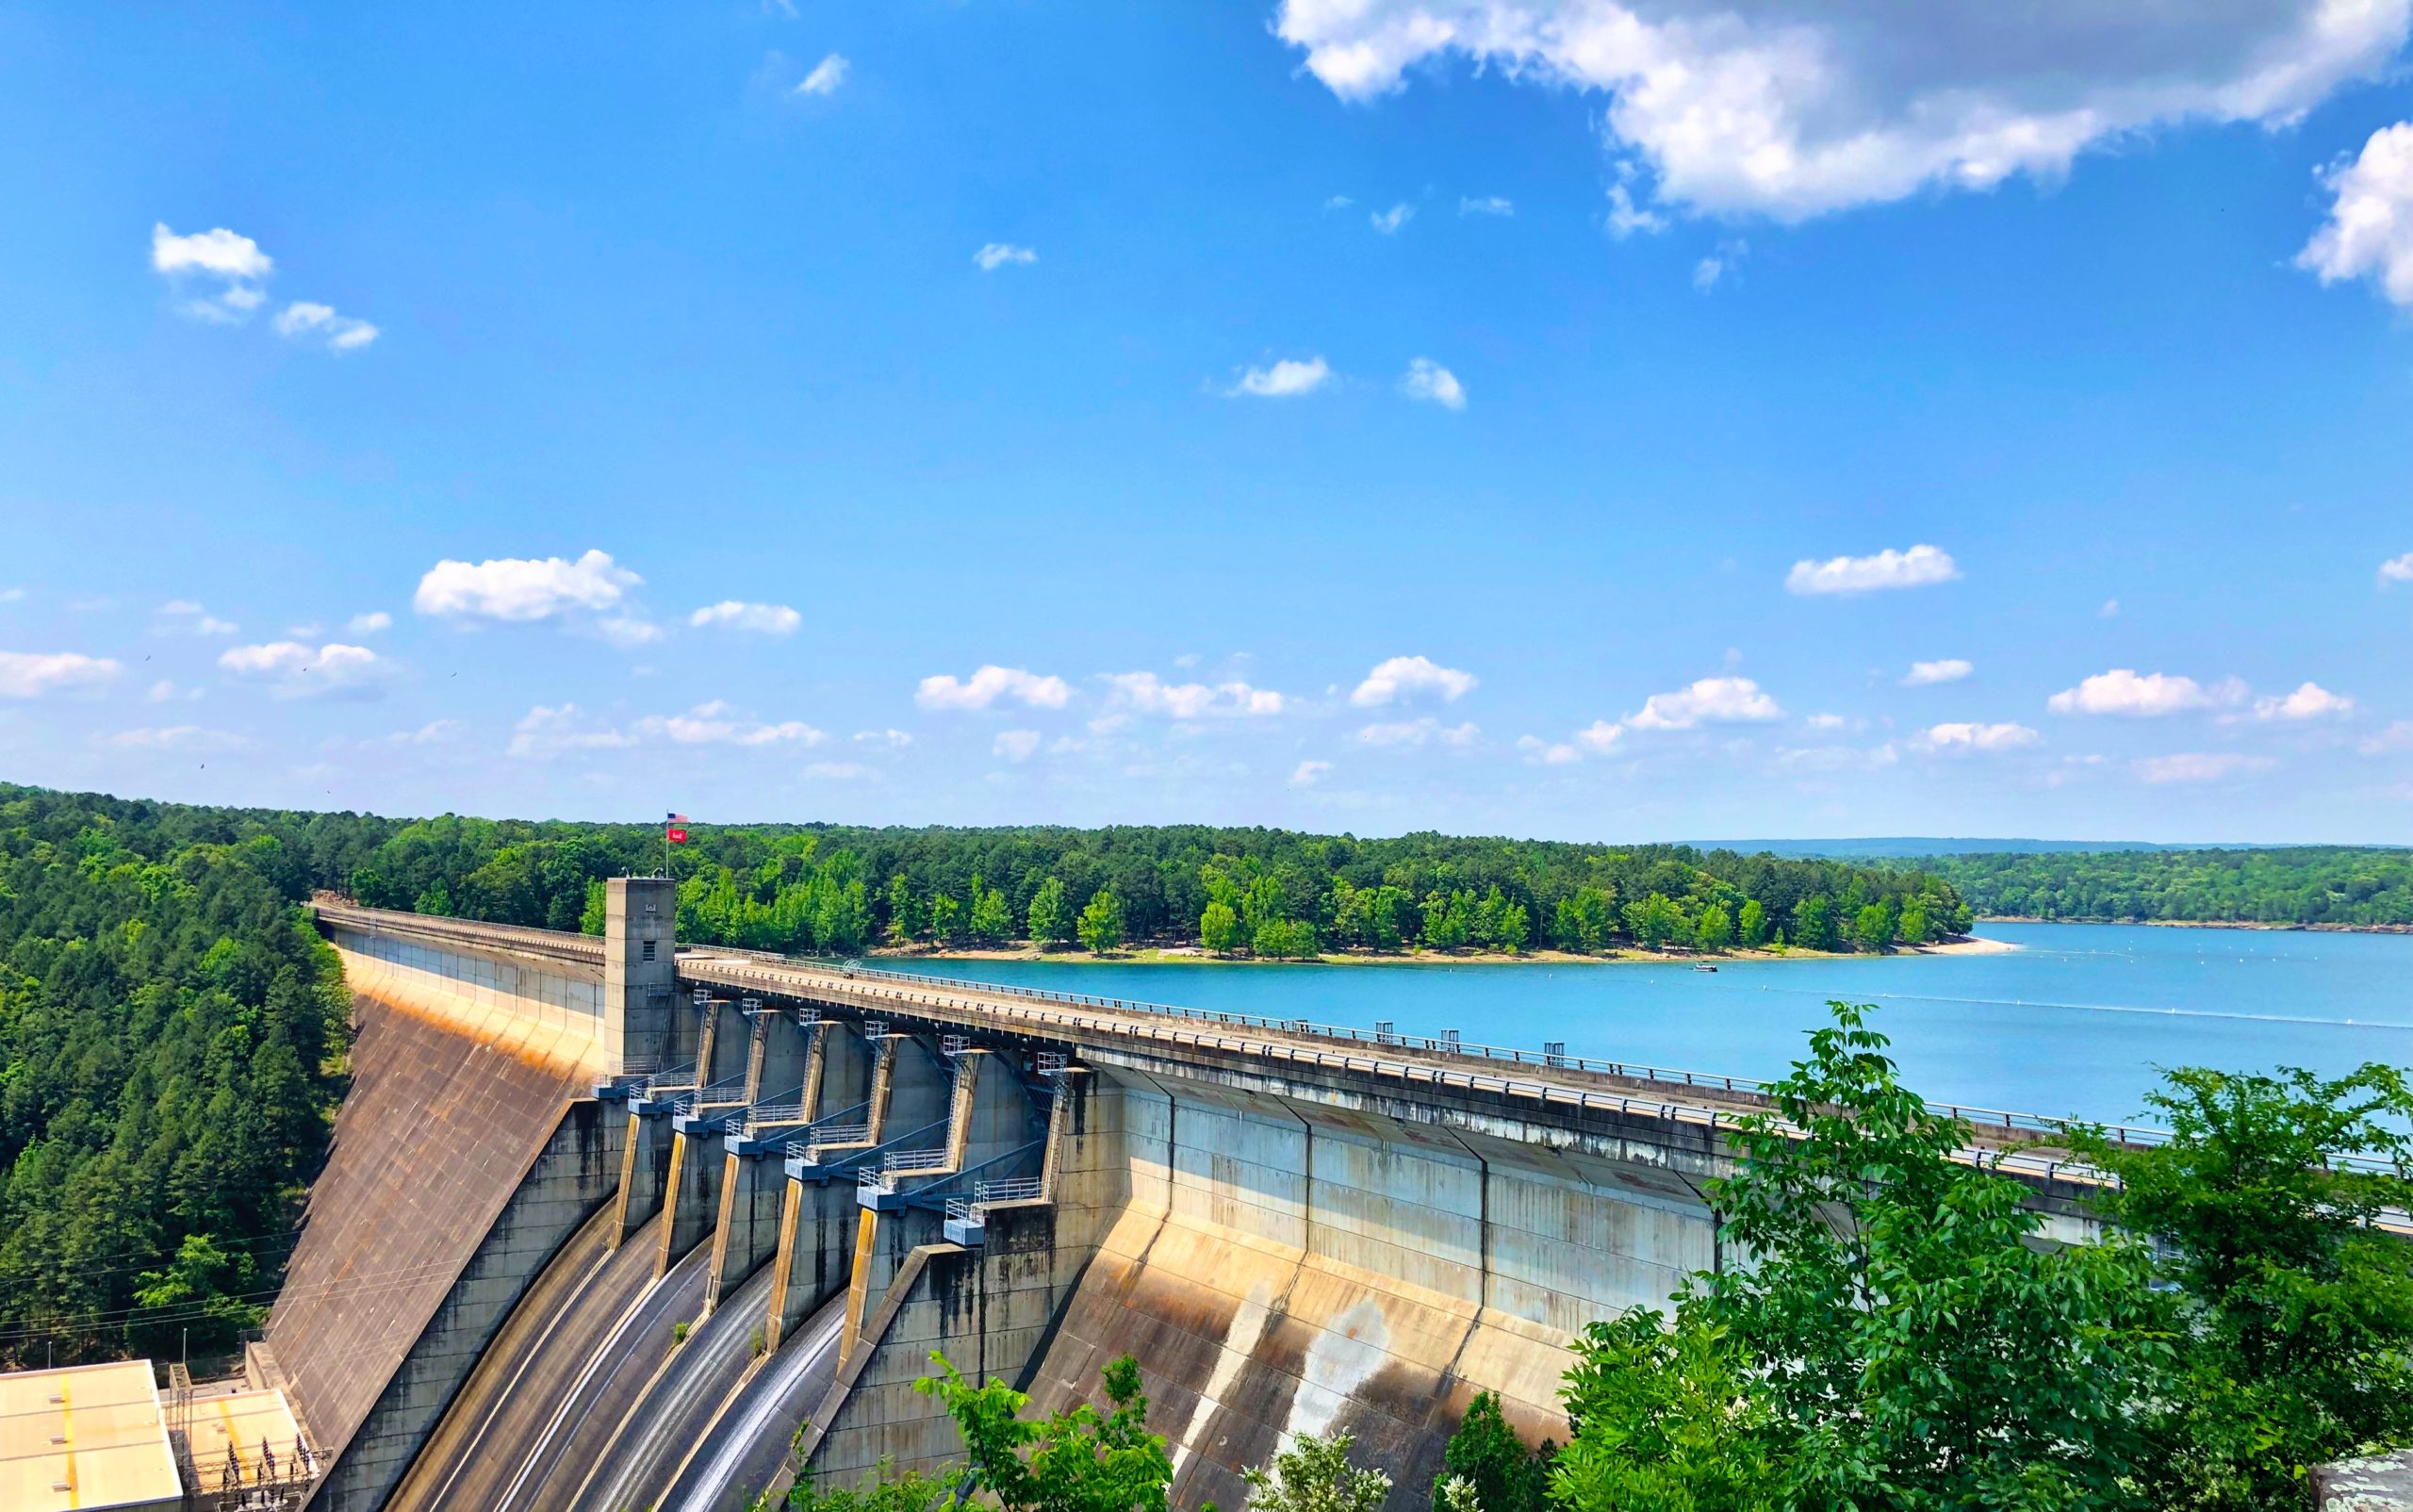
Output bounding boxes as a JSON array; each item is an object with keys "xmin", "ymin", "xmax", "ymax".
[
  {"xmin": 786, "ymin": 1125, "xmax": 869, "ymax": 1159},
  {"xmin": 946, "ymin": 1175, "xmax": 1046, "ymax": 1223},
  {"xmin": 696, "ymin": 1076, "xmax": 751, "ymax": 1105},
  {"xmin": 745, "ymin": 1102, "xmax": 807, "ymax": 1130}
]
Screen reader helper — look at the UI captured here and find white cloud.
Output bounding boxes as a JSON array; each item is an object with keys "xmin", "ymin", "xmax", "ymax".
[
  {"xmin": 415, "ymin": 549, "xmax": 639, "ymax": 621},
  {"xmin": 795, "ymin": 52, "xmax": 848, "ymax": 95},
  {"xmin": 273, "ymin": 301, "xmax": 379, "ymax": 351},
  {"xmin": 1459, "ymin": 195, "xmax": 1514, "ymax": 216},
  {"xmin": 147, "ymin": 680, "xmax": 203, "ymax": 702},
  {"xmin": 635, "ymin": 700, "xmax": 823, "ymax": 747},
  {"xmin": 2360, "ymin": 720, "xmax": 2413, "ymax": 755},
  {"xmin": 1227, "ymin": 356, "xmax": 1333, "ymax": 398},
  {"xmin": 2099, "ymin": 598, "xmax": 2122, "ymax": 617},
  {"xmin": 2134, "ymin": 752, "xmax": 2277, "ymax": 784},
  {"xmin": 1785, "ymin": 544, "xmax": 1960, "ymax": 596},
  {"xmin": 1773, "ymin": 741, "xmax": 1899, "ymax": 773},
  {"xmin": 156, "ymin": 600, "xmax": 238, "ymax": 636},
  {"xmin": 1919, "ymin": 721, "xmax": 2042, "ymax": 752},
  {"xmin": 152, "ymin": 222, "xmax": 271, "ymax": 321},
  {"xmin": 593, "ymin": 616, "xmax": 662, "ymax": 648},
  {"xmin": 689, "ymin": 600, "xmax": 802, "ymax": 635},
  {"xmin": 1291, "ymin": 759, "xmax": 1334, "ymax": 784},
  {"xmin": 974, "ymin": 243, "xmax": 1038, "ymax": 271},
  {"xmin": 348, "ymin": 611, "xmax": 393, "ymax": 634},
  {"xmin": 2381, "ymin": 552, "xmax": 2413, "ymax": 584},
  {"xmin": 993, "ymin": 729, "xmax": 1042, "ymax": 762},
  {"xmin": 1575, "ymin": 719, "xmax": 1623, "ymax": 752},
  {"xmin": 1605, "ymin": 181, "xmax": 1666, "ymax": 238},
  {"xmin": 1902, "ymin": 658, "xmax": 1973, "ymax": 686},
  {"xmin": 1371, "ymin": 203, "xmax": 1416, "ymax": 234},
  {"xmin": 0, "ymin": 586, "xmax": 24, "ymax": 602},
  {"xmin": 365, "ymin": 719, "xmax": 464, "ymax": 747},
  {"xmin": 1323, "ymin": 194, "xmax": 1355, "ymax": 210},
  {"xmin": 507, "ymin": 703, "xmax": 636, "ymax": 759},
  {"xmin": 218, "ymin": 640, "xmax": 383, "ymax": 698},
  {"xmin": 1516, "ymin": 735, "xmax": 1581, "ymax": 764},
  {"xmin": 1804, "ymin": 712, "xmax": 1851, "ymax": 731},
  {"xmin": 916, "ymin": 665, "xmax": 1072, "ymax": 711},
  {"xmin": 1103, "ymin": 671, "xmax": 1284, "ymax": 718},
  {"xmin": 2298, "ymin": 122, "xmax": 2413, "ymax": 310},
  {"xmin": 0, "ymin": 650, "xmax": 121, "ymax": 698},
  {"xmin": 1359, "ymin": 717, "xmax": 1480, "ymax": 747},
  {"xmin": 1692, "ymin": 256, "xmax": 1727, "ymax": 291},
  {"xmin": 1400, "ymin": 357, "xmax": 1467, "ymax": 410},
  {"xmin": 1351, "ymin": 654, "xmax": 1477, "ymax": 707},
  {"xmin": 1627, "ymin": 676, "xmax": 1781, "ymax": 730},
  {"xmin": 2048, "ymin": 668, "xmax": 2242, "ymax": 717},
  {"xmin": 2254, "ymin": 682, "xmax": 2356, "ymax": 720},
  {"xmin": 1274, "ymin": 1, "xmax": 2409, "ymax": 223},
  {"xmin": 803, "ymin": 761, "xmax": 874, "ymax": 781},
  {"xmin": 855, "ymin": 728, "xmax": 913, "ymax": 748},
  {"xmin": 96, "ymin": 725, "xmax": 252, "ymax": 752}
]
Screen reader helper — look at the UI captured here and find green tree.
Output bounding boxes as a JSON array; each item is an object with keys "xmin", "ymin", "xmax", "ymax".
[
  {"xmin": 580, "ymin": 878, "xmax": 607, "ymax": 935},
  {"xmin": 1791, "ymin": 894, "xmax": 1839, "ymax": 952},
  {"xmin": 1737, "ymin": 897, "xmax": 1767, "ymax": 947},
  {"xmin": 1076, "ymin": 888, "xmax": 1126, "ymax": 954},
  {"xmin": 885, "ymin": 875, "xmax": 920, "ymax": 946},
  {"xmin": 927, "ymin": 892, "xmax": 961, "ymax": 945},
  {"xmin": 1896, "ymin": 899, "xmax": 1930, "ymax": 945},
  {"xmin": 1199, "ymin": 899, "xmax": 1242, "ymax": 956},
  {"xmin": 756, "ymin": 1458, "xmax": 956, "ymax": 1512},
  {"xmin": 1026, "ymin": 877, "xmax": 1075, "ymax": 950},
  {"xmin": 1852, "ymin": 899, "xmax": 1896, "ymax": 953},
  {"xmin": 968, "ymin": 875, "xmax": 1013, "ymax": 946},
  {"xmin": 1695, "ymin": 902, "xmax": 1733, "ymax": 952},
  {"xmin": 1623, "ymin": 893, "xmax": 1683, "ymax": 951},
  {"xmin": 1437, "ymin": 1390, "xmax": 1551, "ymax": 1512},
  {"xmin": 917, "ymin": 1352, "xmax": 1171, "ymax": 1512},
  {"xmin": 1552, "ymin": 1310, "xmax": 1776, "ymax": 1512},
  {"xmin": 1240, "ymin": 1431, "xmax": 1389, "ymax": 1512},
  {"xmin": 1554, "ymin": 885, "xmax": 1615, "ymax": 954},
  {"xmin": 1253, "ymin": 918, "xmax": 1319, "ymax": 960},
  {"xmin": 2073, "ymin": 1065, "xmax": 2413, "ymax": 1510},
  {"xmin": 1681, "ymin": 1001, "xmax": 2167, "ymax": 1507}
]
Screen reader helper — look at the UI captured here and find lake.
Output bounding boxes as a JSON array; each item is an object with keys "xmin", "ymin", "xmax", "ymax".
[{"xmin": 878, "ymin": 922, "xmax": 2413, "ymax": 1126}]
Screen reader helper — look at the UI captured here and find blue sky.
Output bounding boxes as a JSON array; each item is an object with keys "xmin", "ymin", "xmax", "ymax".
[{"xmin": 3, "ymin": 1, "xmax": 2411, "ymax": 842}]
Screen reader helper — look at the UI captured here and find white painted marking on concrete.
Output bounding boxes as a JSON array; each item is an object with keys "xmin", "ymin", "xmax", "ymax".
[
  {"xmin": 1281, "ymin": 1296, "xmax": 1391, "ymax": 1445},
  {"xmin": 1169, "ymin": 1278, "xmax": 1275, "ymax": 1479}
]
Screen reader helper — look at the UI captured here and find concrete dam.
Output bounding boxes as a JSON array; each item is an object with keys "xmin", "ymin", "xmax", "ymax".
[{"xmin": 268, "ymin": 880, "xmax": 2107, "ymax": 1511}]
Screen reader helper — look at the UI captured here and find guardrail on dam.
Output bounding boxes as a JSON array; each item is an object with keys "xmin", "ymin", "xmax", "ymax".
[{"xmin": 275, "ymin": 882, "xmax": 2111, "ymax": 1511}]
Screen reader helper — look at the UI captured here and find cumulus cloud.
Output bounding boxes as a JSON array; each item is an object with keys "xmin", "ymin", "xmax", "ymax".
[
  {"xmin": 156, "ymin": 600, "xmax": 238, "ymax": 636},
  {"xmin": 507, "ymin": 704, "xmax": 636, "ymax": 759},
  {"xmin": 348, "ymin": 611, "xmax": 393, "ymax": 634},
  {"xmin": 415, "ymin": 549, "xmax": 640, "ymax": 622},
  {"xmin": 1291, "ymin": 759, "xmax": 1334, "ymax": 784},
  {"xmin": 96, "ymin": 725, "xmax": 252, "ymax": 752},
  {"xmin": 1902, "ymin": 658, "xmax": 1973, "ymax": 686},
  {"xmin": 974, "ymin": 243, "xmax": 1038, "ymax": 271},
  {"xmin": 795, "ymin": 52, "xmax": 848, "ymax": 95},
  {"xmin": 916, "ymin": 665, "xmax": 1072, "ymax": 711},
  {"xmin": 0, "ymin": 650, "xmax": 122, "ymax": 698},
  {"xmin": 2100, "ymin": 599, "xmax": 2122, "ymax": 617},
  {"xmin": 2381, "ymin": 552, "xmax": 2413, "ymax": 584},
  {"xmin": 1627, "ymin": 676, "xmax": 1781, "ymax": 730},
  {"xmin": 272, "ymin": 300, "xmax": 379, "ymax": 351},
  {"xmin": 689, "ymin": 600, "xmax": 802, "ymax": 635},
  {"xmin": 855, "ymin": 728, "xmax": 914, "ymax": 748},
  {"xmin": 1786, "ymin": 544, "xmax": 1960, "ymax": 596},
  {"xmin": 2254, "ymin": 682, "xmax": 2356, "ymax": 720},
  {"xmin": 1400, "ymin": 357, "xmax": 1467, "ymax": 409},
  {"xmin": 993, "ymin": 729, "xmax": 1042, "ymax": 762},
  {"xmin": 2048, "ymin": 668, "xmax": 2242, "ymax": 716},
  {"xmin": 1459, "ymin": 195, "xmax": 1514, "ymax": 216},
  {"xmin": 2134, "ymin": 752, "xmax": 2278, "ymax": 784},
  {"xmin": 2298, "ymin": 122, "xmax": 2413, "ymax": 310},
  {"xmin": 1103, "ymin": 671, "xmax": 1284, "ymax": 718},
  {"xmin": 218, "ymin": 640, "xmax": 383, "ymax": 698},
  {"xmin": 2361, "ymin": 720, "xmax": 2413, "ymax": 755},
  {"xmin": 1227, "ymin": 356, "xmax": 1333, "ymax": 398},
  {"xmin": 1516, "ymin": 735, "xmax": 1582, "ymax": 764},
  {"xmin": 1351, "ymin": 654, "xmax": 1477, "ymax": 707},
  {"xmin": 1919, "ymin": 721, "xmax": 2042, "ymax": 752},
  {"xmin": 634, "ymin": 700, "xmax": 823, "ymax": 747},
  {"xmin": 1371, "ymin": 203, "xmax": 1415, "ymax": 234},
  {"xmin": 152, "ymin": 222, "xmax": 271, "ymax": 321},
  {"xmin": 1804, "ymin": 712, "xmax": 1852, "ymax": 731},
  {"xmin": 1273, "ymin": 0, "xmax": 2409, "ymax": 223},
  {"xmin": 1359, "ymin": 717, "xmax": 1480, "ymax": 747}
]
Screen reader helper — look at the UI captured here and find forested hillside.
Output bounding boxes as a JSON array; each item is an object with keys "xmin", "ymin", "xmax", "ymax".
[
  {"xmin": 0, "ymin": 785, "xmax": 389, "ymax": 1365},
  {"xmin": 349, "ymin": 814, "xmax": 1970, "ymax": 959},
  {"xmin": 1914, "ymin": 846, "xmax": 2413, "ymax": 927}
]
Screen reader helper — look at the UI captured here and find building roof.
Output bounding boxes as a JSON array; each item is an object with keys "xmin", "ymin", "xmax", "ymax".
[
  {"xmin": 0, "ymin": 1358, "xmax": 181, "ymax": 1512},
  {"xmin": 185, "ymin": 1386, "xmax": 307, "ymax": 1495}
]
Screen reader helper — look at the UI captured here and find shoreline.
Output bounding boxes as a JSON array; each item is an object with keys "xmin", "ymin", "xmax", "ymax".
[
  {"xmin": 1981, "ymin": 915, "xmax": 2413, "ymax": 936},
  {"xmin": 862, "ymin": 933, "xmax": 2018, "ymax": 968}
]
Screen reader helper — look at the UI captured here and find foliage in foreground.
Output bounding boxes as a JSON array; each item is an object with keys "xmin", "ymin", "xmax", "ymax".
[{"xmin": 1556, "ymin": 1000, "xmax": 2413, "ymax": 1512}]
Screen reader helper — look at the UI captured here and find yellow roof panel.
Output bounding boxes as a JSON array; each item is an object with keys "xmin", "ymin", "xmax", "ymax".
[{"xmin": 0, "ymin": 1359, "xmax": 181, "ymax": 1512}]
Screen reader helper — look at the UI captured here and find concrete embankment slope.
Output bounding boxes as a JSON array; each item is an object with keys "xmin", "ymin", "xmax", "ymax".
[{"xmin": 269, "ymin": 929, "xmax": 620, "ymax": 1512}]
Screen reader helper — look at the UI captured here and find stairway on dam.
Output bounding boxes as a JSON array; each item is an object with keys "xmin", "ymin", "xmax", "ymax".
[{"xmin": 275, "ymin": 885, "xmax": 2110, "ymax": 1511}]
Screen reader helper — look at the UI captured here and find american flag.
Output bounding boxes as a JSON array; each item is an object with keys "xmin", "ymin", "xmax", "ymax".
[{"xmin": 665, "ymin": 812, "xmax": 691, "ymax": 844}]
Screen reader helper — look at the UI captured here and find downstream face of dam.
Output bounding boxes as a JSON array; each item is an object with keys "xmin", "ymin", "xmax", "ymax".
[{"xmin": 271, "ymin": 884, "xmax": 2103, "ymax": 1511}]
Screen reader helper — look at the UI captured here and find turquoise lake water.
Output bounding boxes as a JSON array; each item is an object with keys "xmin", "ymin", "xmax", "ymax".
[{"xmin": 878, "ymin": 922, "xmax": 2413, "ymax": 1126}]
